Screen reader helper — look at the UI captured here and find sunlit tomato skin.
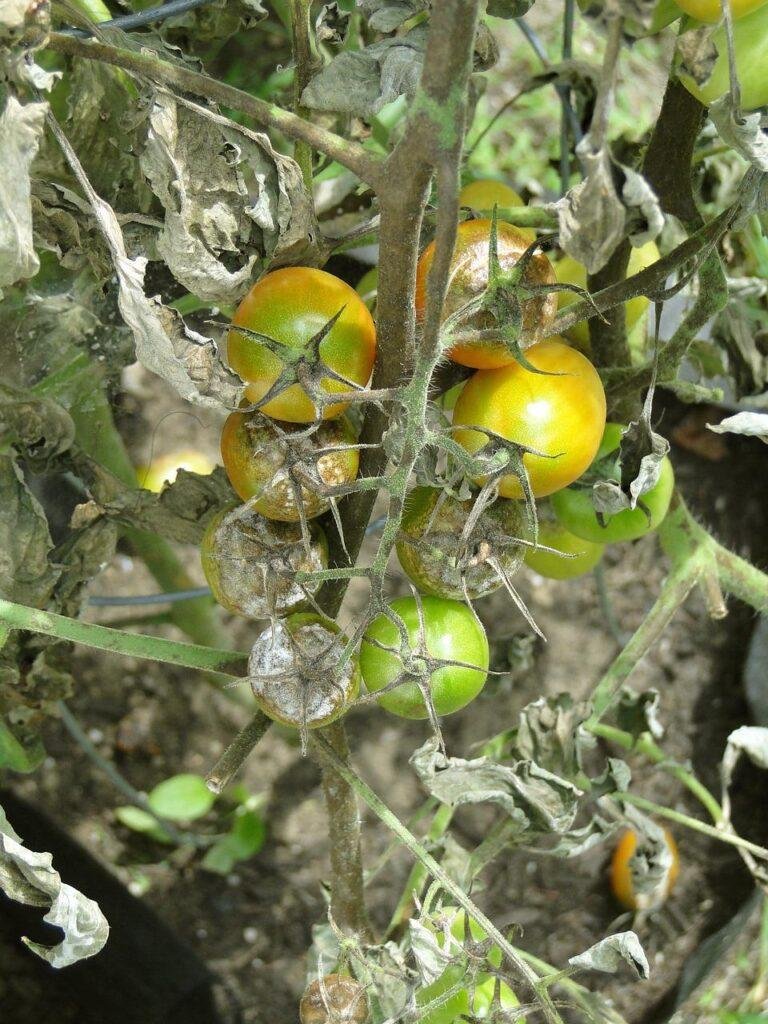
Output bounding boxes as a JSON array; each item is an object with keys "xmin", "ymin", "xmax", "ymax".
[
  {"xmin": 674, "ymin": 0, "xmax": 766, "ymax": 21},
  {"xmin": 551, "ymin": 424, "xmax": 675, "ymax": 544},
  {"xmin": 554, "ymin": 241, "xmax": 660, "ymax": 352},
  {"xmin": 220, "ymin": 410, "xmax": 359, "ymax": 520},
  {"xmin": 452, "ymin": 340, "xmax": 607, "ymax": 499},
  {"xmin": 458, "ymin": 180, "xmax": 535, "ymax": 243},
  {"xmin": 137, "ymin": 449, "xmax": 215, "ymax": 492},
  {"xmin": 415, "ymin": 219, "xmax": 557, "ymax": 370},
  {"xmin": 359, "ymin": 596, "xmax": 489, "ymax": 719},
  {"xmin": 610, "ymin": 829, "xmax": 680, "ymax": 911},
  {"xmin": 396, "ymin": 487, "xmax": 525, "ymax": 600},
  {"xmin": 678, "ymin": 3, "xmax": 768, "ymax": 110},
  {"xmin": 227, "ymin": 267, "xmax": 376, "ymax": 423},
  {"xmin": 524, "ymin": 520, "xmax": 604, "ymax": 580}
]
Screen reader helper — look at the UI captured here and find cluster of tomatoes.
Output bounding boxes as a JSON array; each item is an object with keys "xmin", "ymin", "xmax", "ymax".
[{"xmin": 195, "ymin": 179, "xmax": 676, "ymax": 734}]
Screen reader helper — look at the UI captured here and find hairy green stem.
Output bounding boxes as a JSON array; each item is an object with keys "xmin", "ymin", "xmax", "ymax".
[{"xmin": 206, "ymin": 712, "xmax": 273, "ymax": 794}]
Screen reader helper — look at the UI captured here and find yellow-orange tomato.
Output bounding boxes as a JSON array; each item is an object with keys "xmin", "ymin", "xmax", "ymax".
[
  {"xmin": 227, "ymin": 267, "xmax": 376, "ymax": 423},
  {"xmin": 415, "ymin": 219, "xmax": 557, "ymax": 370},
  {"xmin": 137, "ymin": 449, "xmax": 215, "ymax": 492},
  {"xmin": 610, "ymin": 829, "xmax": 680, "ymax": 911},
  {"xmin": 458, "ymin": 180, "xmax": 535, "ymax": 243},
  {"xmin": 674, "ymin": 0, "xmax": 766, "ymax": 21},
  {"xmin": 220, "ymin": 410, "xmax": 359, "ymax": 520},
  {"xmin": 452, "ymin": 339, "xmax": 607, "ymax": 499}
]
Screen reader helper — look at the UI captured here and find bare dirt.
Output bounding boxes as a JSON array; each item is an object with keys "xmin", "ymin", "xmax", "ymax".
[{"xmin": 2, "ymin": 353, "xmax": 767, "ymax": 1024}]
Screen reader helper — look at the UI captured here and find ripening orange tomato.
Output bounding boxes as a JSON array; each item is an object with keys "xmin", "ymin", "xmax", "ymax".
[
  {"xmin": 610, "ymin": 828, "xmax": 680, "ymax": 911},
  {"xmin": 415, "ymin": 219, "xmax": 557, "ymax": 370},
  {"xmin": 452, "ymin": 339, "xmax": 607, "ymax": 499},
  {"xmin": 227, "ymin": 267, "xmax": 376, "ymax": 423}
]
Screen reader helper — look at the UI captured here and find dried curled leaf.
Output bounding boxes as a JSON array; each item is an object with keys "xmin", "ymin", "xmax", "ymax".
[
  {"xmin": 709, "ymin": 99, "xmax": 768, "ymax": 172},
  {"xmin": 411, "ymin": 737, "xmax": 582, "ymax": 834},
  {"xmin": 569, "ymin": 932, "xmax": 650, "ymax": 980},
  {"xmin": 360, "ymin": 0, "xmax": 428, "ymax": 32},
  {"xmin": 0, "ymin": 804, "xmax": 109, "ymax": 967},
  {"xmin": 556, "ymin": 143, "xmax": 663, "ymax": 273},
  {"xmin": 301, "ymin": 26, "xmax": 427, "ymax": 118},
  {"xmin": 513, "ymin": 694, "xmax": 593, "ymax": 780},
  {"xmin": 0, "ymin": 96, "xmax": 46, "ymax": 297},
  {"xmin": 140, "ymin": 93, "xmax": 317, "ymax": 306},
  {"xmin": 708, "ymin": 411, "xmax": 768, "ymax": 443}
]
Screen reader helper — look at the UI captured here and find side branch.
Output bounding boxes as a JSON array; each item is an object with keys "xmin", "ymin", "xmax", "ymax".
[{"xmin": 45, "ymin": 32, "xmax": 382, "ymax": 187}]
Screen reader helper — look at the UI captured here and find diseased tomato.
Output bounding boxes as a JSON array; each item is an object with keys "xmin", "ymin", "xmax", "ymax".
[
  {"xmin": 220, "ymin": 410, "xmax": 359, "ymax": 521},
  {"xmin": 248, "ymin": 613, "xmax": 359, "ymax": 730},
  {"xmin": 610, "ymin": 828, "xmax": 680, "ymax": 911},
  {"xmin": 524, "ymin": 520, "xmax": 604, "ymax": 580},
  {"xmin": 551, "ymin": 424, "xmax": 675, "ymax": 544},
  {"xmin": 674, "ymin": 0, "xmax": 766, "ymax": 21},
  {"xmin": 452, "ymin": 339, "xmax": 607, "ymax": 499},
  {"xmin": 396, "ymin": 486, "xmax": 525, "ymax": 600},
  {"xmin": 137, "ymin": 449, "xmax": 214, "ymax": 492},
  {"xmin": 458, "ymin": 180, "xmax": 535, "ymax": 243},
  {"xmin": 200, "ymin": 505, "xmax": 327, "ymax": 619},
  {"xmin": 227, "ymin": 267, "xmax": 376, "ymax": 423},
  {"xmin": 359, "ymin": 596, "xmax": 489, "ymax": 719},
  {"xmin": 678, "ymin": 3, "xmax": 768, "ymax": 110},
  {"xmin": 415, "ymin": 219, "xmax": 557, "ymax": 369},
  {"xmin": 554, "ymin": 241, "xmax": 660, "ymax": 353}
]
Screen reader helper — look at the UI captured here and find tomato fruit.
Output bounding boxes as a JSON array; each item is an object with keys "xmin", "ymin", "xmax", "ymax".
[
  {"xmin": 524, "ymin": 520, "xmax": 604, "ymax": 580},
  {"xmin": 396, "ymin": 487, "xmax": 525, "ymax": 600},
  {"xmin": 452, "ymin": 339, "xmax": 607, "ymax": 499},
  {"xmin": 415, "ymin": 219, "xmax": 557, "ymax": 369},
  {"xmin": 458, "ymin": 180, "xmax": 535, "ymax": 243},
  {"xmin": 610, "ymin": 828, "xmax": 679, "ymax": 911},
  {"xmin": 678, "ymin": 3, "xmax": 768, "ymax": 110},
  {"xmin": 137, "ymin": 449, "xmax": 214, "ymax": 492},
  {"xmin": 554, "ymin": 241, "xmax": 660, "ymax": 352},
  {"xmin": 227, "ymin": 267, "xmax": 376, "ymax": 423},
  {"xmin": 359, "ymin": 596, "xmax": 489, "ymax": 719},
  {"xmin": 416, "ymin": 965, "xmax": 471, "ymax": 1024},
  {"xmin": 674, "ymin": 0, "xmax": 766, "ymax": 21},
  {"xmin": 551, "ymin": 424, "xmax": 675, "ymax": 544},
  {"xmin": 249, "ymin": 614, "xmax": 360, "ymax": 730},
  {"xmin": 200, "ymin": 505, "xmax": 327, "ymax": 618},
  {"xmin": 220, "ymin": 410, "xmax": 359, "ymax": 520}
]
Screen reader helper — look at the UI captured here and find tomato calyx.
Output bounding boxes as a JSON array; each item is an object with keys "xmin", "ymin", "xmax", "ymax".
[{"xmin": 231, "ymin": 305, "xmax": 364, "ymax": 420}]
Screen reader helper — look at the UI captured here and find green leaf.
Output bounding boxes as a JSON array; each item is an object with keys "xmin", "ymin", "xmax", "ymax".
[
  {"xmin": 147, "ymin": 773, "xmax": 215, "ymax": 822},
  {"xmin": 114, "ymin": 806, "xmax": 173, "ymax": 844},
  {"xmin": 201, "ymin": 809, "xmax": 266, "ymax": 875},
  {"xmin": 0, "ymin": 719, "xmax": 45, "ymax": 773}
]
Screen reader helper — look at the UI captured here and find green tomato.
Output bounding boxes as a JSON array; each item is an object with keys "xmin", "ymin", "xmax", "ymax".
[
  {"xmin": 678, "ymin": 3, "xmax": 768, "ymax": 110},
  {"xmin": 359, "ymin": 596, "xmax": 489, "ymax": 719},
  {"xmin": 355, "ymin": 266, "xmax": 378, "ymax": 313},
  {"xmin": 550, "ymin": 424, "xmax": 675, "ymax": 544},
  {"xmin": 524, "ymin": 521, "xmax": 604, "ymax": 580}
]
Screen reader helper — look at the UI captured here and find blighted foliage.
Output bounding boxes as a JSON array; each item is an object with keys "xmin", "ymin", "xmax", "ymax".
[{"xmin": 1, "ymin": 0, "xmax": 768, "ymax": 1015}]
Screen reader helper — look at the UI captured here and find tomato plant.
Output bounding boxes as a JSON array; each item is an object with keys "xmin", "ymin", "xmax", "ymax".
[
  {"xmin": 220, "ymin": 409, "xmax": 359, "ymax": 520},
  {"xmin": 227, "ymin": 267, "xmax": 377, "ymax": 423},
  {"xmin": 674, "ymin": 0, "xmax": 766, "ymax": 21},
  {"xmin": 551, "ymin": 424, "xmax": 675, "ymax": 544},
  {"xmin": 610, "ymin": 828, "xmax": 680, "ymax": 911},
  {"xmin": 415, "ymin": 218, "xmax": 557, "ymax": 369},
  {"xmin": 396, "ymin": 486, "xmax": 525, "ymax": 600},
  {"xmin": 452, "ymin": 339, "xmax": 607, "ymax": 499},
  {"xmin": 524, "ymin": 519, "xmax": 604, "ymax": 580},
  {"xmin": 359, "ymin": 596, "xmax": 489, "ymax": 719}
]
